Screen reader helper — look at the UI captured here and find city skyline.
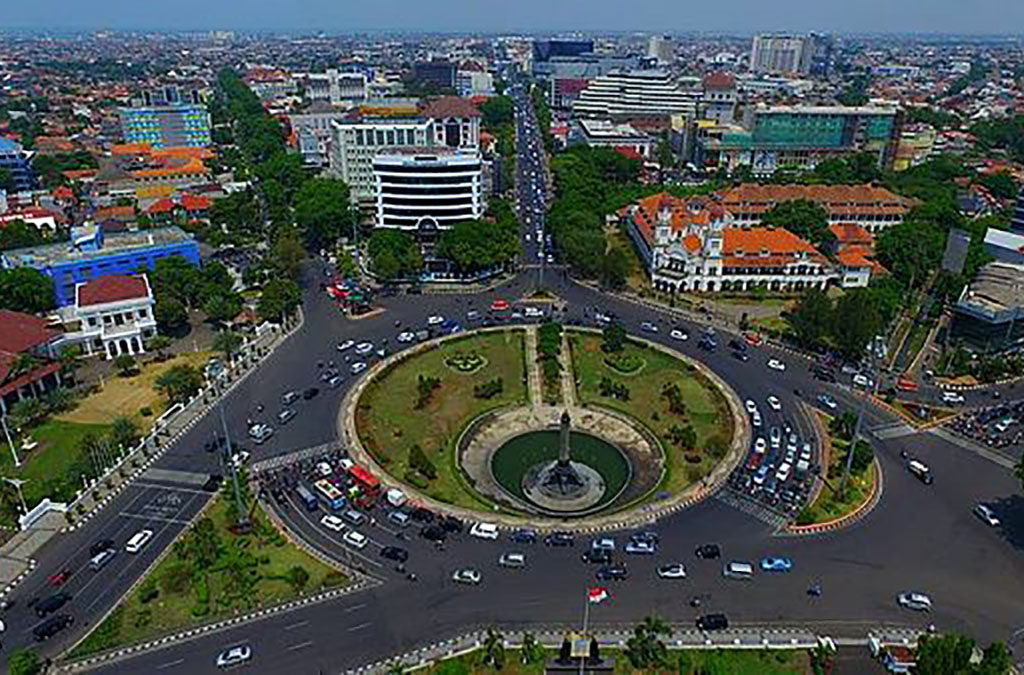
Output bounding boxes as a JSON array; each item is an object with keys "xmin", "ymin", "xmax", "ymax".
[{"xmin": 6, "ymin": 0, "xmax": 1024, "ymax": 35}]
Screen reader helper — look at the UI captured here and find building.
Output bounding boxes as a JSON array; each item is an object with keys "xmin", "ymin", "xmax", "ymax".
[
  {"xmin": 372, "ymin": 149, "xmax": 485, "ymax": 232},
  {"xmin": 57, "ymin": 274, "xmax": 157, "ymax": 359},
  {"xmin": 623, "ymin": 193, "xmax": 838, "ymax": 294},
  {"xmin": 549, "ymin": 78, "xmax": 591, "ymax": 110},
  {"xmin": 702, "ymin": 72, "xmax": 738, "ymax": 124},
  {"xmin": 533, "ymin": 39, "xmax": 594, "ymax": 63},
  {"xmin": 951, "ymin": 262, "xmax": 1024, "ymax": 352},
  {"xmin": 0, "ymin": 310, "xmax": 64, "ymax": 415},
  {"xmin": 572, "ymin": 70, "xmax": 700, "ymax": 119},
  {"xmin": 119, "ymin": 100, "xmax": 212, "ymax": 148},
  {"xmin": 750, "ymin": 34, "xmax": 814, "ymax": 76},
  {"xmin": 647, "ymin": 35, "xmax": 675, "ymax": 64},
  {"xmin": 301, "ymin": 69, "xmax": 368, "ymax": 104},
  {"xmin": 1, "ymin": 224, "xmax": 200, "ymax": 307},
  {"xmin": 1012, "ymin": 186, "xmax": 1024, "ymax": 232},
  {"xmin": 329, "ymin": 97, "xmax": 481, "ymax": 205},
  {"xmin": 830, "ymin": 223, "xmax": 885, "ymax": 288},
  {"xmin": 288, "ymin": 102, "xmax": 354, "ymax": 168},
  {"xmin": 569, "ymin": 119, "xmax": 656, "ymax": 159},
  {"xmin": 697, "ymin": 104, "xmax": 902, "ymax": 174},
  {"xmin": 412, "ymin": 61, "xmax": 456, "ymax": 90},
  {"xmin": 0, "ymin": 138, "xmax": 39, "ymax": 192},
  {"xmin": 718, "ymin": 183, "xmax": 912, "ymax": 233},
  {"xmin": 456, "ymin": 63, "xmax": 495, "ymax": 97},
  {"xmin": 984, "ymin": 228, "xmax": 1024, "ymax": 265}
]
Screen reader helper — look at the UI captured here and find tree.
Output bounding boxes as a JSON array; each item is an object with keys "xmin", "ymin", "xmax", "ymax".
[
  {"xmin": 520, "ymin": 632, "xmax": 546, "ymax": 665},
  {"xmin": 258, "ymin": 278, "xmax": 301, "ymax": 321},
  {"xmin": 270, "ymin": 229, "xmax": 306, "ymax": 281},
  {"xmin": 761, "ymin": 199, "xmax": 834, "ymax": 247},
  {"xmin": 203, "ymin": 292, "xmax": 243, "ymax": 324},
  {"xmin": 0, "ymin": 267, "xmax": 55, "ymax": 313},
  {"xmin": 600, "ymin": 247, "xmax": 629, "ymax": 290},
  {"xmin": 111, "ymin": 415, "xmax": 140, "ymax": 450},
  {"xmin": 155, "ymin": 364, "xmax": 204, "ymax": 404},
  {"xmin": 601, "ymin": 322, "xmax": 627, "ymax": 353},
  {"xmin": 9, "ymin": 397, "xmax": 45, "ymax": 429},
  {"xmin": 483, "ymin": 628, "xmax": 505, "ymax": 669},
  {"xmin": 294, "ymin": 178, "xmax": 352, "ymax": 251},
  {"xmin": 833, "ymin": 289, "xmax": 882, "ymax": 360},
  {"xmin": 8, "ymin": 648, "xmax": 42, "ymax": 675},
  {"xmin": 0, "ymin": 168, "xmax": 13, "ymax": 192},
  {"xmin": 213, "ymin": 331, "xmax": 244, "ymax": 364},
  {"xmin": 150, "ymin": 255, "xmax": 202, "ymax": 308},
  {"xmin": 408, "ymin": 443, "xmax": 437, "ymax": 480},
  {"xmin": 788, "ymin": 288, "xmax": 833, "ymax": 346},
  {"xmin": 847, "ymin": 439, "xmax": 874, "ymax": 474},
  {"xmin": 977, "ymin": 641, "xmax": 1012, "ymax": 675},
  {"xmin": 154, "ymin": 296, "xmax": 189, "ymax": 332},
  {"xmin": 287, "ymin": 565, "xmax": 310, "ymax": 592},
  {"xmin": 0, "ymin": 219, "xmax": 47, "ymax": 251},
  {"xmin": 147, "ymin": 335, "xmax": 172, "ymax": 360},
  {"xmin": 914, "ymin": 633, "xmax": 975, "ymax": 675},
  {"xmin": 436, "ymin": 218, "xmax": 519, "ymax": 273},
  {"xmin": 367, "ymin": 230, "xmax": 423, "ymax": 280},
  {"xmin": 625, "ymin": 615, "xmax": 671, "ymax": 669},
  {"xmin": 977, "ymin": 171, "xmax": 1018, "ymax": 200},
  {"xmin": 113, "ymin": 353, "xmax": 137, "ymax": 377}
]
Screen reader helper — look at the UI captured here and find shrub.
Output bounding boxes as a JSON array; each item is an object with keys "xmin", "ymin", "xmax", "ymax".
[
  {"xmin": 322, "ymin": 570, "xmax": 348, "ymax": 588},
  {"xmin": 684, "ymin": 453, "xmax": 702, "ymax": 464},
  {"xmin": 133, "ymin": 607, "xmax": 152, "ymax": 628},
  {"xmin": 414, "ymin": 374, "xmax": 441, "ymax": 409},
  {"xmin": 287, "ymin": 565, "xmax": 310, "ymax": 592},
  {"xmin": 139, "ymin": 406, "xmax": 153, "ymax": 417},
  {"xmin": 403, "ymin": 470, "xmax": 429, "ymax": 489},
  {"xmin": 661, "ymin": 382, "xmax": 687, "ymax": 416},
  {"xmin": 473, "ymin": 377, "xmax": 504, "ymax": 399},
  {"xmin": 136, "ymin": 577, "xmax": 159, "ymax": 604},
  {"xmin": 706, "ymin": 435, "xmax": 729, "ymax": 459},
  {"xmin": 161, "ymin": 561, "xmax": 193, "ymax": 595},
  {"xmin": 796, "ymin": 508, "xmax": 815, "ymax": 525},
  {"xmin": 604, "ymin": 352, "xmax": 644, "ymax": 374},
  {"xmin": 598, "ymin": 376, "xmax": 630, "ymax": 401},
  {"xmin": 408, "ymin": 443, "xmax": 437, "ymax": 480}
]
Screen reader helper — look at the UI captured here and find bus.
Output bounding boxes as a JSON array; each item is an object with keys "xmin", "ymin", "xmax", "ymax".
[
  {"xmin": 314, "ymin": 479, "xmax": 347, "ymax": 511},
  {"xmin": 295, "ymin": 484, "xmax": 318, "ymax": 512}
]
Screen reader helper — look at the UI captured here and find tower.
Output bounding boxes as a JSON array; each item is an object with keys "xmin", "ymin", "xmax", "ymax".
[{"xmin": 558, "ymin": 410, "xmax": 572, "ymax": 465}]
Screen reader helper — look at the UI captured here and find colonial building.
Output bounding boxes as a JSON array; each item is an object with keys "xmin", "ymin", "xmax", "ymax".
[
  {"xmin": 0, "ymin": 310, "xmax": 64, "ymax": 415},
  {"xmin": 58, "ymin": 274, "xmax": 157, "ymax": 359}
]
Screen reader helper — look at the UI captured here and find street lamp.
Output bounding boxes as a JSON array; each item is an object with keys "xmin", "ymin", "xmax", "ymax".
[
  {"xmin": 0, "ymin": 415, "xmax": 20, "ymax": 468},
  {"xmin": 2, "ymin": 477, "xmax": 29, "ymax": 516}
]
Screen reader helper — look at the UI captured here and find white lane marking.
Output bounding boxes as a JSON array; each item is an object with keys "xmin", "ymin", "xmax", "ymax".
[
  {"xmin": 157, "ymin": 658, "xmax": 184, "ymax": 669},
  {"xmin": 284, "ymin": 620, "xmax": 309, "ymax": 631},
  {"xmin": 347, "ymin": 622, "xmax": 372, "ymax": 632},
  {"xmin": 343, "ymin": 603, "xmax": 366, "ymax": 613},
  {"xmin": 287, "ymin": 640, "xmax": 314, "ymax": 651}
]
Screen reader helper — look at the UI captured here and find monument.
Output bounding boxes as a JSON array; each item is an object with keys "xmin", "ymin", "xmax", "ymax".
[{"xmin": 521, "ymin": 410, "xmax": 607, "ymax": 513}]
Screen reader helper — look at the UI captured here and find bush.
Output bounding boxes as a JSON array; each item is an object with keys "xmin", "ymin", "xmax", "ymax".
[
  {"xmin": 598, "ymin": 376, "xmax": 630, "ymax": 401},
  {"xmin": 706, "ymin": 435, "xmax": 729, "ymax": 459},
  {"xmin": 684, "ymin": 453, "xmax": 702, "ymax": 464},
  {"xmin": 403, "ymin": 470, "xmax": 429, "ymax": 489},
  {"xmin": 322, "ymin": 570, "xmax": 348, "ymax": 588},
  {"xmin": 287, "ymin": 565, "xmax": 310, "ymax": 592},
  {"xmin": 796, "ymin": 508, "xmax": 815, "ymax": 525},
  {"xmin": 661, "ymin": 382, "xmax": 687, "ymax": 416},
  {"xmin": 414, "ymin": 374, "xmax": 441, "ymax": 409},
  {"xmin": 139, "ymin": 406, "xmax": 153, "ymax": 417},
  {"xmin": 473, "ymin": 377, "xmax": 504, "ymax": 399},
  {"xmin": 408, "ymin": 443, "xmax": 437, "ymax": 480},
  {"xmin": 133, "ymin": 607, "xmax": 152, "ymax": 628},
  {"xmin": 161, "ymin": 561, "xmax": 193, "ymax": 595},
  {"xmin": 137, "ymin": 577, "xmax": 159, "ymax": 604},
  {"xmin": 604, "ymin": 352, "xmax": 644, "ymax": 374}
]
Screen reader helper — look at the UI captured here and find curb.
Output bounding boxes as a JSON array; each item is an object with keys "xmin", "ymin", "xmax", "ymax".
[
  {"xmin": 0, "ymin": 558, "xmax": 37, "ymax": 599},
  {"xmin": 783, "ymin": 456, "xmax": 883, "ymax": 536},
  {"xmin": 935, "ymin": 373, "xmax": 1024, "ymax": 391}
]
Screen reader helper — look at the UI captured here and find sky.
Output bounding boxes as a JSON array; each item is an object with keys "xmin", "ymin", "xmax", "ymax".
[{"xmin": 6, "ymin": 0, "xmax": 1024, "ymax": 35}]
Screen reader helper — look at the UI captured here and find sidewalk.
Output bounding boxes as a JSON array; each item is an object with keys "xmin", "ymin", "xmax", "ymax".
[{"xmin": 523, "ymin": 325, "xmax": 544, "ymax": 408}]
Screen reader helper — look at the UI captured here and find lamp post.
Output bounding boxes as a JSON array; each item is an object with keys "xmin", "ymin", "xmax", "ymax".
[
  {"xmin": 212, "ymin": 371, "xmax": 249, "ymax": 531},
  {"xmin": 0, "ymin": 415, "xmax": 20, "ymax": 468},
  {"xmin": 2, "ymin": 477, "xmax": 29, "ymax": 516}
]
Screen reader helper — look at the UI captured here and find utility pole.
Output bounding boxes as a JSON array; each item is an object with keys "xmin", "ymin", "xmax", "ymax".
[
  {"xmin": 215, "ymin": 372, "xmax": 250, "ymax": 531},
  {"xmin": 0, "ymin": 415, "xmax": 20, "ymax": 468},
  {"xmin": 2, "ymin": 477, "xmax": 29, "ymax": 517},
  {"xmin": 839, "ymin": 350, "xmax": 880, "ymax": 498}
]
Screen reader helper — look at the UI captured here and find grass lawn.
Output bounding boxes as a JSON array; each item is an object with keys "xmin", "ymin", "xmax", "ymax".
[
  {"xmin": 568, "ymin": 331, "xmax": 733, "ymax": 496},
  {"xmin": 69, "ymin": 493, "xmax": 345, "ymax": 659},
  {"xmin": 58, "ymin": 350, "xmax": 214, "ymax": 433},
  {"xmin": 605, "ymin": 225, "xmax": 650, "ymax": 293},
  {"xmin": 798, "ymin": 431, "xmax": 875, "ymax": 525},
  {"xmin": 412, "ymin": 646, "xmax": 809, "ymax": 674},
  {"xmin": 355, "ymin": 330, "xmax": 527, "ymax": 508}
]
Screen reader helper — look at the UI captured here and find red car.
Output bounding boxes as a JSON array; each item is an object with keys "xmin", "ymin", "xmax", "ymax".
[
  {"xmin": 48, "ymin": 568, "xmax": 73, "ymax": 587},
  {"xmin": 743, "ymin": 332, "xmax": 763, "ymax": 347},
  {"xmin": 490, "ymin": 299, "xmax": 510, "ymax": 312}
]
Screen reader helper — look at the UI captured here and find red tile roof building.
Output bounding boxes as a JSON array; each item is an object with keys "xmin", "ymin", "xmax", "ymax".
[
  {"xmin": 0, "ymin": 310, "xmax": 63, "ymax": 413},
  {"xmin": 67, "ymin": 275, "xmax": 156, "ymax": 360}
]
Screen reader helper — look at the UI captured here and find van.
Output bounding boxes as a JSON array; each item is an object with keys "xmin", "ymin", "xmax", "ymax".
[
  {"xmin": 34, "ymin": 592, "xmax": 71, "ymax": 617},
  {"xmin": 723, "ymin": 561, "xmax": 754, "ymax": 580},
  {"xmin": 387, "ymin": 510, "xmax": 411, "ymax": 528},
  {"xmin": 907, "ymin": 460, "xmax": 933, "ymax": 485},
  {"xmin": 33, "ymin": 614, "xmax": 73, "ymax": 641},
  {"xmin": 89, "ymin": 548, "xmax": 116, "ymax": 571},
  {"xmin": 125, "ymin": 529, "xmax": 154, "ymax": 554},
  {"xmin": 342, "ymin": 509, "xmax": 366, "ymax": 526}
]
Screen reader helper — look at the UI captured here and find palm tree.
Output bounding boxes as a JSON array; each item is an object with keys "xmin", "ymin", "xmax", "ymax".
[
  {"xmin": 213, "ymin": 330, "xmax": 244, "ymax": 366},
  {"xmin": 483, "ymin": 627, "xmax": 505, "ymax": 668},
  {"xmin": 9, "ymin": 397, "xmax": 45, "ymax": 430},
  {"xmin": 625, "ymin": 615, "xmax": 671, "ymax": 669}
]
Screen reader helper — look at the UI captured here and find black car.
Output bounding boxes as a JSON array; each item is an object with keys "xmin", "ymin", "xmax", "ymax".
[
  {"xmin": 695, "ymin": 543, "xmax": 721, "ymax": 559},
  {"xmin": 303, "ymin": 387, "xmax": 319, "ymax": 400},
  {"xmin": 410, "ymin": 508, "xmax": 435, "ymax": 523},
  {"xmin": 33, "ymin": 613, "xmax": 73, "ymax": 641},
  {"xmin": 696, "ymin": 613, "xmax": 729, "ymax": 631},
  {"xmin": 89, "ymin": 539, "xmax": 115, "ymax": 558},
  {"xmin": 595, "ymin": 564, "xmax": 628, "ymax": 581},
  {"xmin": 544, "ymin": 531, "xmax": 575, "ymax": 547},
  {"xmin": 733, "ymin": 351, "xmax": 750, "ymax": 362},
  {"xmin": 813, "ymin": 367, "xmax": 837, "ymax": 383},
  {"xmin": 380, "ymin": 546, "xmax": 409, "ymax": 562},
  {"xmin": 34, "ymin": 592, "xmax": 71, "ymax": 618},
  {"xmin": 728, "ymin": 339, "xmax": 746, "ymax": 352},
  {"xmin": 510, "ymin": 528, "xmax": 537, "ymax": 544},
  {"xmin": 420, "ymin": 525, "xmax": 447, "ymax": 542},
  {"xmin": 581, "ymin": 549, "xmax": 612, "ymax": 564},
  {"xmin": 440, "ymin": 516, "xmax": 464, "ymax": 533},
  {"xmin": 202, "ymin": 474, "xmax": 223, "ymax": 492}
]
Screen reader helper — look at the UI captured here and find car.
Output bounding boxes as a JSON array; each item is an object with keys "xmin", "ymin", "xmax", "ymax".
[
  {"xmin": 908, "ymin": 459, "xmax": 933, "ymax": 485},
  {"xmin": 427, "ymin": 315, "xmax": 444, "ymax": 326},
  {"xmin": 277, "ymin": 408, "xmax": 297, "ymax": 425},
  {"xmin": 89, "ymin": 539, "xmax": 115, "ymax": 558},
  {"xmin": 34, "ymin": 592, "xmax": 71, "ymax": 617},
  {"xmin": 640, "ymin": 321, "xmax": 658, "ymax": 333},
  {"xmin": 759, "ymin": 556, "xmax": 793, "ymax": 572},
  {"xmin": 624, "ymin": 539, "xmax": 657, "ymax": 555},
  {"xmin": 498, "ymin": 552, "xmax": 526, "ymax": 568},
  {"xmin": 754, "ymin": 437, "xmax": 767, "ymax": 454},
  {"xmin": 302, "ymin": 387, "xmax": 319, "ymax": 400},
  {"xmin": 231, "ymin": 449, "xmax": 251, "ymax": 468},
  {"xmin": 281, "ymin": 390, "xmax": 300, "ymax": 406},
  {"xmin": 767, "ymin": 359, "xmax": 786, "ymax": 372},
  {"xmin": 380, "ymin": 545, "xmax": 409, "ymax": 562},
  {"xmin": 327, "ymin": 375, "xmax": 343, "ymax": 388},
  {"xmin": 350, "ymin": 362, "xmax": 367, "ymax": 375},
  {"xmin": 695, "ymin": 543, "xmax": 721, "ymax": 559},
  {"xmin": 766, "ymin": 395, "xmax": 782, "ymax": 411},
  {"xmin": 775, "ymin": 463, "xmax": 792, "ymax": 482},
  {"xmin": 441, "ymin": 516, "xmax": 464, "ymax": 533},
  {"xmin": 695, "ymin": 613, "xmax": 729, "ymax": 631},
  {"xmin": 490, "ymin": 299, "xmax": 510, "ymax": 312},
  {"xmin": 973, "ymin": 503, "xmax": 1000, "ymax": 527},
  {"xmin": 852, "ymin": 373, "xmax": 872, "ymax": 388},
  {"xmin": 48, "ymin": 569, "xmax": 73, "ymax": 587},
  {"xmin": 336, "ymin": 340, "xmax": 355, "ymax": 352},
  {"xmin": 216, "ymin": 644, "xmax": 252, "ymax": 668},
  {"xmin": 817, "ymin": 394, "xmax": 838, "ymax": 410},
  {"xmin": 343, "ymin": 530, "xmax": 368, "ymax": 549},
  {"xmin": 397, "ymin": 331, "xmax": 416, "ymax": 343},
  {"xmin": 814, "ymin": 367, "xmax": 838, "ymax": 383},
  {"xmin": 669, "ymin": 329, "xmax": 688, "ymax": 341},
  {"xmin": 632, "ymin": 531, "xmax": 659, "ymax": 545},
  {"xmin": 733, "ymin": 350, "xmax": 750, "ymax": 362},
  {"xmin": 897, "ymin": 592, "xmax": 933, "ymax": 612},
  {"xmin": 656, "ymin": 563, "xmax": 686, "ymax": 579},
  {"xmin": 510, "ymin": 528, "xmax": 537, "ymax": 544},
  {"xmin": 544, "ymin": 531, "xmax": 575, "ymax": 547},
  {"xmin": 33, "ymin": 613, "xmax": 73, "ymax": 641},
  {"xmin": 452, "ymin": 568, "xmax": 482, "ymax": 585},
  {"xmin": 321, "ymin": 514, "xmax": 345, "ymax": 532},
  {"xmin": 942, "ymin": 391, "xmax": 965, "ymax": 404},
  {"xmin": 751, "ymin": 411, "xmax": 762, "ymax": 427},
  {"xmin": 591, "ymin": 537, "xmax": 615, "ymax": 551},
  {"xmin": 524, "ymin": 306, "xmax": 544, "ymax": 318},
  {"xmin": 744, "ymin": 399, "xmax": 758, "ymax": 414},
  {"xmin": 420, "ymin": 525, "xmax": 446, "ymax": 542},
  {"xmin": 355, "ymin": 341, "xmax": 374, "ymax": 355},
  {"xmin": 470, "ymin": 522, "xmax": 500, "ymax": 540},
  {"xmin": 770, "ymin": 426, "xmax": 782, "ymax": 448},
  {"xmin": 595, "ymin": 564, "xmax": 628, "ymax": 581},
  {"xmin": 581, "ymin": 549, "xmax": 613, "ymax": 564}
]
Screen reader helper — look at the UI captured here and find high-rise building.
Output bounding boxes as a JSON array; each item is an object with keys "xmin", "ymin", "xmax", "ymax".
[
  {"xmin": 807, "ymin": 33, "xmax": 835, "ymax": 77},
  {"xmin": 702, "ymin": 72, "xmax": 738, "ymax": 124},
  {"xmin": 119, "ymin": 86, "xmax": 211, "ymax": 148},
  {"xmin": 0, "ymin": 138, "xmax": 39, "ymax": 192},
  {"xmin": 647, "ymin": 35, "xmax": 675, "ymax": 65},
  {"xmin": 1011, "ymin": 186, "xmax": 1024, "ymax": 232},
  {"xmin": 750, "ymin": 34, "xmax": 814, "ymax": 76},
  {"xmin": 412, "ymin": 60, "xmax": 456, "ymax": 90},
  {"xmin": 533, "ymin": 39, "xmax": 594, "ymax": 63},
  {"xmin": 372, "ymin": 149, "xmax": 485, "ymax": 231},
  {"xmin": 572, "ymin": 70, "xmax": 700, "ymax": 119}
]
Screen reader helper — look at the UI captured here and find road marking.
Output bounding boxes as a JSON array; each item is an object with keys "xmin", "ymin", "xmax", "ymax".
[
  {"xmin": 287, "ymin": 640, "xmax": 314, "ymax": 651},
  {"xmin": 347, "ymin": 622, "xmax": 372, "ymax": 632},
  {"xmin": 344, "ymin": 603, "xmax": 366, "ymax": 613},
  {"xmin": 284, "ymin": 620, "xmax": 309, "ymax": 631},
  {"xmin": 118, "ymin": 511, "xmax": 193, "ymax": 525},
  {"xmin": 157, "ymin": 659, "xmax": 184, "ymax": 669}
]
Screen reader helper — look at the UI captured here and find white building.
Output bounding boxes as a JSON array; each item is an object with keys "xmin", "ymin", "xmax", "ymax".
[
  {"xmin": 750, "ymin": 34, "xmax": 813, "ymax": 76},
  {"xmin": 300, "ymin": 70, "xmax": 368, "ymax": 104},
  {"xmin": 372, "ymin": 149, "xmax": 485, "ymax": 231},
  {"xmin": 647, "ymin": 35, "xmax": 675, "ymax": 64},
  {"xmin": 572, "ymin": 70, "xmax": 700, "ymax": 118},
  {"xmin": 287, "ymin": 102, "xmax": 353, "ymax": 168},
  {"xmin": 59, "ymin": 274, "xmax": 157, "ymax": 359},
  {"xmin": 569, "ymin": 118, "xmax": 656, "ymax": 159}
]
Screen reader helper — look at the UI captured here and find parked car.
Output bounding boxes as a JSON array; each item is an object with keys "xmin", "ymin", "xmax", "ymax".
[
  {"xmin": 656, "ymin": 563, "xmax": 686, "ymax": 579},
  {"xmin": 498, "ymin": 552, "xmax": 526, "ymax": 568},
  {"xmin": 759, "ymin": 556, "xmax": 793, "ymax": 572},
  {"xmin": 767, "ymin": 359, "xmax": 787, "ymax": 372},
  {"xmin": 452, "ymin": 568, "xmax": 482, "ymax": 585},
  {"xmin": 510, "ymin": 528, "xmax": 537, "ymax": 544},
  {"xmin": 695, "ymin": 543, "xmax": 721, "ymax": 559},
  {"xmin": 216, "ymin": 644, "xmax": 252, "ymax": 668},
  {"xmin": 897, "ymin": 592, "xmax": 932, "ymax": 612},
  {"xmin": 973, "ymin": 503, "xmax": 1000, "ymax": 527},
  {"xmin": 696, "ymin": 613, "xmax": 729, "ymax": 631}
]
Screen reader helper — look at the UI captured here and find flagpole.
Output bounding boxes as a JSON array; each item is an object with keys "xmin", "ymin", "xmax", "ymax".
[{"xmin": 580, "ymin": 587, "xmax": 590, "ymax": 675}]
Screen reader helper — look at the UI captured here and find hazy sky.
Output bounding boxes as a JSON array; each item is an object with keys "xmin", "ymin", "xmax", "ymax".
[{"xmin": 6, "ymin": 0, "xmax": 1024, "ymax": 35}]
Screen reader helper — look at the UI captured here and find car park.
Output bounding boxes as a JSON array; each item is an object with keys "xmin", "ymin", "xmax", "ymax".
[
  {"xmin": 216, "ymin": 644, "xmax": 252, "ymax": 668},
  {"xmin": 767, "ymin": 359, "xmax": 786, "ymax": 371},
  {"xmin": 499, "ymin": 552, "xmax": 526, "ymax": 568},
  {"xmin": 343, "ymin": 530, "xmax": 368, "ymax": 549},
  {"xmin": 452, "ymin": 568, "xmax": 482, "ymax": 585},
  {"xmin": 760, "ymin": 556, "xmax": 793, "ymax": 572},
  {"xmin": 973, "ymin": 503, "xmax": 1000, "ymax": 527},
  {"xmin": 897, "ymin": 592, "xmax": 932, "ymax": 612},
  {"xmin": 321, "ymin": 514, "xmax": 345, "ymax": 532},
  {"xmin": 656, "ymin": 563, "xmax": 686, "ymax": 579}
]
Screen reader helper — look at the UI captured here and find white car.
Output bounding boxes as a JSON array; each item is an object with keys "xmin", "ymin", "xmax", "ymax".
[
  {"xmin": 343, "ymin": 530, "xmax": 368, "ymax": 549},
  {"xmin": 775, "ymin": 463, "xmax": 791, "ymax": 482},
  {"xmin": 591, "ymin": 537, "xmax": 615, "ymax": 551},
  {"xmin": 427, "ymin": 315, "xmax": 444, "ymax": 326},
  {"xmin": 396, "ymin": 331, "xmax": 416, "ymax": 343},
  {"xmin": 321, "ymin": 514, "xmax": 345, "ymax": 532},
  {"xmin": 524, "ymin": 306, "xmax": 544, "ymax": 318},
  {"xmin": 751, "ymin": 411, "xmax": 762, "ymax": 427},
  {"xmin": 744, "ymin": 399, "xmax": 758, "ymax": 414},
  {"xmin": 470, "ymin": 522, "xmax": 500, "ymax": 540},
  {"xmin": 350, "ymin": 361, "xmax": 367, "ymax": 375},
  {"xmin": 232, "ymin": 450, "xmax": 251, "ymax": 468},
  {"xmin": 754, "ymin": 437, "xmax": 767, "ymax": 454},
  {"xmin": 852, "ymin": 373, "xmax": 872, "ymax": 388},
  {"xmin": 766, "ymin": 395, "xmax": 782, "ymax": 411},
  {"xmin": 973, "ymin": 503, "xmax": 1000, "ymax": 527},
  {"xmin": 355, "ymin": 341, "xmax": 374, "ymax": 355},
  {"xmin": 656, "ymin": 563, "xmax": 687, "ymax": 579},
  {"xmin": 942, "ymin": 391, "xmax": 965, "ymax": 404},
  {"xmin": 767, "ymin": 359, "xmax": 786, "ymax": 372},
  {"xmin": 452, "ymin": 568, "xmax": 482, "ymax": 585},
  {"xmin": 216, "ymin": 644, "xmax": 252, "ymax": 668},
  {"xmin": 669, "ymin": 329, "xmax": 688, "ymax": 341},
  {"xmin": 336, "ymin": 340, "xmax": 355, "ymax": 352},
  {"xmin": 897, "ymin": 592, "xmax": 933, "ymax": 612}
]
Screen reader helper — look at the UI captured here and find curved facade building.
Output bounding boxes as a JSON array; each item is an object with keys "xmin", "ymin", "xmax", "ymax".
[{"xmin": 372, "ymin": 151, "xmax": 485, "ymax": 231}]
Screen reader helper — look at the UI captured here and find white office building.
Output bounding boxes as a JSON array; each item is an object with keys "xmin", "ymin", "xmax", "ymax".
[
  {"xmin": 750, "ymin": 34, "xmax": 813, "ymax": 76},
  {"xmin": 647, "ymin": 35, "xmax": 675, "ymax": 64},
  {"xmin": 372, "ymin": 150, "xmax": 485, "ymax": 231},
  {"xmin": 300, "ymin": 70, "xmax": 368, "ymax": 104},
  {"xmin": 572, "ymin": 70, "xmax": 700, "ymax": 118}
]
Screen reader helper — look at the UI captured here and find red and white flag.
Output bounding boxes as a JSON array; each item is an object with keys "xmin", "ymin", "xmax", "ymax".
[{"xmin": 588, "ymin": 587, "xmax": 610, "ymax": 604}]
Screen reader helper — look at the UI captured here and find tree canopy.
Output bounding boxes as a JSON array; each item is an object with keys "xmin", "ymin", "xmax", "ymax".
[
  {"xmin": 293, "ymin": 178, "xmax": 352, "ymax": 251},
  {"xmin": 367, "ymin": 230, "xmax": 423, "ymax": 281},
  {"xmin": 0, "ymin": 219, "xmax": 49, "ymax": 251},
  {"xmin": 0, "ymin": 268, "xmax": 55, "ymax": 314},
  {"xmin": 760, "ymin": 199, "xmax": 834, "ymax": 248}
]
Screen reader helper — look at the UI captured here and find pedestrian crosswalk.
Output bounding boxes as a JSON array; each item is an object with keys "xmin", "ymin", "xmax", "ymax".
[
  {"xmin": 867, "ymin": 421, "xmax": 917, "ymax": 440},
  {"xmin": 716, "ymin": 489, "xmax": 790, "ymax": 529}
]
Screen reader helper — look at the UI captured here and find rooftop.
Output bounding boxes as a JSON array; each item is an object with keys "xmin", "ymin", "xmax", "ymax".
[
  {"xmin": 958, "ymin": 262, "xmax": 1024, "ymax": 317},
  {"xmin": 420, "ymin": 96, "xmax": 481, "ymax": 119},
  {"xmin": 3, "ymin": 226, "xmax": 195, "ymax": 268},
  {"xmin": 0, "ymin": 309, "xmax": 59, "ymax": 356},
  {"xmin": 77, "ymin": 274, "xmax": 150, "ymax": 307}
]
